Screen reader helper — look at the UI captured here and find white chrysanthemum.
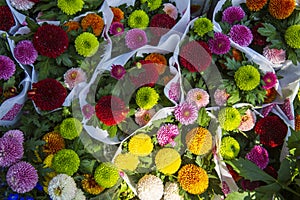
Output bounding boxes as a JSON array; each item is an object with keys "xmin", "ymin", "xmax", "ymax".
[
  {"xmin": 48, "ymin": 174, "xmax": 77, "ymax": 200},
  {"xmin": 10, "ymin": 0, "xmax": 35, "ymax": 11},
  {"xmin": 137, "ymin": 174, "xmax": 164, "ymax": 200},
  {"xmin": 73, "ymin": 188, "xmax": 86, "ymax": 200},
  {"xmin": 164, "ymin": 182, "xmax": 183, "ymax": 200}
]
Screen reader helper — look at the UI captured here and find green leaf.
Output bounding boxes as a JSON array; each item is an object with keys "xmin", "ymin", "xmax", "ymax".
[
  {"xmin": 288, "ymin": 129, "xmax": 300, "ymax": 149},
  {"xmin": 197, "ymin": 107, "xmax": 211, "ymax": 127},
  {"xmin": 256, "ymin": 182, "xmax": 281, "ymax": 194},
  {"xmin": 108, "ymin": 125, "xmax": 118, "ymax": 138},
  {"xmin": 26, "ymin": 17, "xmax": 39, "ymax": 33},
  {"xmin": 257, "ymin": 23, "xmax": 277, "ymax": 37},
  {"xmin": 80, "ymin": 159, "xmax": 96, "ymax": 174},
  {"xmin": 278, "ymin": 158, "xmax": 294, "ymax": 185},
  {"xmin": 225, "ymin": 191, "xmax": 252, "ymax": 200}
]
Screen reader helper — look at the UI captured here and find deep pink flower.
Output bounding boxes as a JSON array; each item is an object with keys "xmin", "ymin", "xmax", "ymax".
[
  {"xmin": 245, "ymin": 145, "xmax": 269, "ymax": 169},
  {"xmin": 109, "ymin": 22, "xmax": 124, "ymax": 36},
  {"xmin": 3, "ymin": 130, "xmax": 24, "ymax": 144},
  {"xmin": 111, "ymin": 64, "xmax": 126, "ymax": 80},
  {"xmin": 229, "ymin": 25, "xmax": 253, "ymax": 47},
  {"xmin": 14, "ymin": 40, "xmax": 38, "ymax": 65},
  {"xmin": 82, "ymin": 104, "xmax": 95, "ymax": 120},
  {"xmin": 156, "ymin": 124, "xmax": 180, "ymax": 146},
  {"xmin": 125, "ymin": 29, "xmax": 148, "ymax": 50},
  {"xmin": 222, "ymin": 6, "xmax": 245, "ymax": 24},
  {"xmin": 174, "ymin": 102, "xmax": 198, "ymax": 125},
  {"xmin": 208, "ymin": 32, "xmax": 231, "ymax": 55},
  {"xmin": 0, "ymin": 136, "xmax": 23, "ymax": 167},
  {"xmin": 168, "ymin": 82, "xmax": 180, "ymax": 103},
  {"xmin": 0, "ymin": 55, "xmax": 16, "ymax": 80},
  {"xmin": 262, "ymin": 72, "xmax": 277, "ymax": 90}
]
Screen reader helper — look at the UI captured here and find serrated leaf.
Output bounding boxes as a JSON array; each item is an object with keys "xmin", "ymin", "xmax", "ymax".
[
  {"xmin": 256, "ymin": 182, "xmax": 281, "ymax": 194},
  {"xmin": 257, "ymin": 23, "xmax": 276, "ymax": 37}
]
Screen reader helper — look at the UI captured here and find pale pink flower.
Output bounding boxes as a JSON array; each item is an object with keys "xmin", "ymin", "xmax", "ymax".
[
  {"xmin": 64, "ymin": 68, "xmax": 87, "ymax": 89},
  {"xmin": 263, "ymin": 45, "xmax": 286, "ymax": 64},
  {"xmin": 163, "ymin": 3, "xmax": 178, "ymax": 20},
  {"xmin": 135, "ymin": 108, "xmax": 156, "ymax": 126},
  {"xmin": 238, "ymin": 109, "xmax": 256, "ymax": 131},
  {"xmin": 186, "ymin": 88, "xmax": 209, "ymax": 109},
  {"xmin": 214, "ymin": 89, "xmax": 229, "ymax": 106}
]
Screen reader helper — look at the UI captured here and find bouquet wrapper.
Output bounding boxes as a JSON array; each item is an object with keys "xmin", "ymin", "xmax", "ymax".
[{"xmin": 5, "ymin": 0, "xmax": 28, "ymax": 34}]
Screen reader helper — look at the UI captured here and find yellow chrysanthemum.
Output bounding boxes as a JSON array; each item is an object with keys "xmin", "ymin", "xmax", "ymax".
[
  {"xmin": 246, "ymin": 0, "xmax": 267, "ymax": 11},
  {"xmin": 268, "ymin": 0, "xmax": 295, "ymax": 19},
  {"xmin": 81, "ymin": 13, "xmax": 104, "ymax": 36},
  {"xmin": 185, "ymin": 127, "xmax": 213, "ymax": 155},
  {"xmin": 42, "ymin": 131, "xmax": 65, "ymax": 155},
  {"xmin": 155, "ymin": 148, "xmax": 181, "ymax": 175},
  {"xmin": 178, "ymin": 164, "xmax": 209, "ymax": 195},
  {"xmin": 82, "ymin": 174, "xmax": 105, "ymax": 195},
  {"xmin": 114, "ymin": 153, "xmax": 139, "ymax": 171},
  {"xmin": 128, "ymin": 133, "xmax": 153, "ymax": 156}
]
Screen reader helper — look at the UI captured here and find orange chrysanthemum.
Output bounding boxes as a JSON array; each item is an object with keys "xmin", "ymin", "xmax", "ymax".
[
  {"xmin": 42, "ymin": 132, "xmax": 65, "ymax": 155},
  {"xmin": 145, "ymin": 53, "xmax": 168, "ymax": 75},
  {"xmin": 178, "ymin": 164, "xmax": 209, "ymax": 195},
  {"xmin": 268, "ymin": 0, "xmax": 295, "ymax": 19},
  {"xmin": 82, "ymin": 174, "xmax": 105, "ymax": 195},
  {"xmin": 185, "ymin": 127, "xmax": 213, "ymax": 155},
  {"xmin": 111, "ymin": 7, "xmax": 124, "ymax": 22},
  {"xmin": 264, "ymin": 87, "xmax": 277, "ymax": 103},
  {"xmin": 232, "ymin": 48, "xmax": 243, "ymax": 61},
  {"xmin": 295, "ymin": 114, "xmax": 300, "ymax": 131},
  {"xmin": 81, "ymin": 13, "xmax": 104, "ymax": 36},
  {"xmin": 246, "ymin": 0, "xmax": 268, "ymax": 11},
  {"xmin": 63, "ymin": 21, "xmax": 80, "ymax": 32}
]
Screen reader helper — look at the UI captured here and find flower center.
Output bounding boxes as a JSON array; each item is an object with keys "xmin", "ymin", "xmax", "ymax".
[
  {"xmin": 84, "ymin": 41, "xmax": 91, "ymax": 49},
  {"xmin": 54, "ymin": 187, "xmax": 62, "ymax": 196},
  {"xmin": 184, "ymin": 110, "xmax": 190, "ymax": 117},
  {"xmin": 117, "ymin": 27, "xmax": 122, "ymax": 32},
  {"xmin": 196, "ymin": 94, "xmax": 202, "ymax": 100},
  {"xmin": 143, "ymin": 113, "xmax": 151, "ymax": 122},
  {"xmin": 71, "ymin": 72, "xmax": 78, "ymax": 80}
]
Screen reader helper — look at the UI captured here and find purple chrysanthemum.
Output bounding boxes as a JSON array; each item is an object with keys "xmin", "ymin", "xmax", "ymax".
[
  {"xmin": 111, "ymin": 64, "xmax": 126, "ymax": 80},
  {"xmin": 6, "ymin": 161, "xmax": 38, "ymax": 193},
  {"xmin": 0, "ymin": 136, "xmax": 23, "ymax": 167},
  {"xmin": 109, "ymin": 22, "xmax": 124, "ymax": 36},
  {"xmin": 229, "ymin": 25, "xmax": 253, "ymax": 47},
  {"xmin": 245, "ymin": 145, "xmax": 269, "ymax": 169},
  {"xmin": 0, "ymin": 55, "xmax": 16, "ymax": 80},
  {"xmin": 14, "ymin": 40, "xmax": 38, "ymax": 65},
  {"xmin": 64, "ymin": 68, "xmax": 87, "ymax": 90},
  {"xmin": 174, "ymin": 102, "xmax": 198, "ymax": 125},
  {"xmin": 156, "ymin": 124, "xmax": 180, "ymax": 146},
  {"xmin": 125, "ymin": 28, "xmax": 148, "ymax": 50},
  {"xmin": 222, "ymin": 6, "xmax": 245, "ymax": 24},
  {"xmin": 82, "ymin": 104, "xmax": 95, "ymax": 120},
  {"xmin": 3, "ymin": 130, "xmax": 24, "ymax": 144},
  {"xmin": 214, "ymin": 89, "xmax": 230, "ymax": 106},
  {"xmin": 262, "ymin": 72, "xmax": 277, "ymax": 90},
  {"xmin": 168, "ymin": 82, "xmax": 180, "ymax": 103},
  {"xmin": 186, "ymin": 88, "xmax": 209, "ymax": 109},
  {"xmin": 209, "ymin": 32, "xmax": 231, "ymax": 55}
]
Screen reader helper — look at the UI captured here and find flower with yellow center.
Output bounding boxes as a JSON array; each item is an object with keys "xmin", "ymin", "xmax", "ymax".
[{"xmin": 185, "ymin": 127, "xmax": 213, "ymax": 155}]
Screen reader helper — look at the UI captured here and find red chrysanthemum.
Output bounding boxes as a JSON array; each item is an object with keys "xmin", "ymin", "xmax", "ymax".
[
  {"xmin": 149, "ymin": 13, "xmax": 176, "ymax": 37},
  {"xmin": 179, "ymin": 40, "xmax": 212, "ymax": 72},
  {"xmin": 33, "ymin": 24, "xmax": 69, "ymax": 58},
  {"xmin": 0, "ymin": 6, "xmax": 15, "ymax": 32},
  {"xmin": 251, "ymin": 23, "xmax": 267, "ymax": 46},
  {"xmin": 254, "ymin": 115, "xmax": 288, "ymax": 148},
  {"xmin": 28, "ymin": 78, "xmax": 67, "ymax": 111},
  {"xmin": 129, "ymin": 60, "xmax": 159, "ymax": 87},
  {"xmin": 95, "ymin": 95, "xmax": 129, "ymax": 126}
]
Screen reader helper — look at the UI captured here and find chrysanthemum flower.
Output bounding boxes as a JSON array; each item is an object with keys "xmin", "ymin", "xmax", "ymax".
[
  {"xmin": 295, "ymin": 114, "xmax": 300, "ymax": 131},
  {"xmin": 6, "ymin": 161, "xmax": 38, "ymax": 193},
  {"xmin": 218, "ymin": 107, "xmax": 242, "ymax": 131},
  {"xmin": 179, "ymin": 40, "xmax": 212, "ymax": 72},
  {"xmin": 0, "ymin": 55, "xmax": 16, "ymax": 81},
  {"xmin": 111, "ymin": 7, "xmax": 124, "ymax": 22},
  {"xmin": 185, "ymin": 127, "xmax": 212, "ymax": 155},
  {"xmin": 10, "ymin": 0, "xmax": 35, "ymax": 11},
  {"xmin": 263, "ymin": 46, "xmax": 286, "ymax": 64},
  {"xmin": 75, "ymin": 32, "xmax": 99, "ymax": 57},
  {"xmin": 186, "ymin": 88, "xmax": 209, "ymax": 109},
  {"xmin": 178, "ymin": 164, "xmax": 209, "ymax": 195},
  {"xmin": 264, "ymin": 87, "xmax": 277, "ymax": 103},
  {"xmin": 130, "ymin": 61, "xmax": 159, "ymax": 87},
  {"xmin": 28, "ymin": 78, "xmax": 67, "ymax": 111},
  {"xmin": 174, "ymin": 102, "xmax": 198, "ymax": 125},
  {"xmin": 42, "ymin": 131, "xmax": 65, "ymax": 155},
  {"xmin": 74, "ymin": 188, "xmax": 86, "ymax": 200},
  {"xmin": 238, "ymin": 109, "xmax": 256, "ymax": 131},
  {"xmin": 209, "ymin": 32, "xmax": 231, "ymax": 55},
  {"xmin": 128, "ymin": 10, "xmax": 149, "ymax": 29},
  {"xmin": 114, "ymin": 153, "xmax": 139, "ymax": 171},
  {"xmin": 222, "ymin": 6, "xmax": 245, "ymax": 24},
  {"xmin": 220, "ymin": 136, "xmax": 240, "ymax": 160},
  {"xmin": 125, "ymin": 28, "xmax": 148, "ymax": 50},
  {"xmin": 229, "ymin": 25, "xmax": 253, "ymax": 47},
  {"xmin": 52, "ymin": 149, "xmax": 80, "ymax": 176},
  {"xmin": 60, "ymin": 118, "xmax": 82, "ymax": 140},
  {"xmin": 145, "ymin": 53, "xmax": 167, "ymax": 75},
  {"xmin": 63, "ymin": 21, "xmax": 80, "ymax": 32},
  {"xmin": 246, "ymin": 145, "xmax": 269, "ymax": 169},
  {"xmin": 0, "ymin": 6, "xmax": 15, "ymax": 31},
  {"xmin": 157, "ymin": 124, "xmax": 180, "ymax": 147},
  {"xmin": 128, "ymin": 133, "xmax": 153, "ymax": 156},
  {"xmin": 95, "ymin": 95, "xmax": 129, "ymax": 126},
  {"xmin": 135, "ymin": 108, "xmax": 156, "ymax": 126},
  {"xmin": 82, "ymin": 104, "xmax": 95, "ymax": 120},
  {"xmin": 57, "ymin": 0, "xmax": 84, "ymax": 15},
  {"xmin": 214, "ymin": 89, "xmax": 229, "ymax": 106},
  {"xmin": 168, "ymin": 82, "xmax": 181, "ymax": 103},
  {"xmin": 269, "ymin": 0, "xmax": 295, "ymax": 19},
  {"xmin": 163, "ymin": 3, "xmax": 178, "ymax": 20},
  {"xmin": 48, "ymin": 174, "xmax": 77, "ymax": 200},
  {"xmin": 14, "ymin": 40, "xmax": 38, "ymax": 65},
  {"xmin": 146, "ymin": 0, "xmax": 162, "ymax": 11},
  {"xmin": 234, "ymin": 65, "xmax": 260, "ymax": 91},
  {"xmin": 246, "ymin": 0, "xmax": 267, "ymax": 11},
  {"xmin": 82, "ymin": 174, "xmax": 105, "ymax": 195},
  {"xmin": 3, "ymin": 130, "xmax": 24, "ymax": 144},
  {"xmin": 255, "ymin": 115, "xmax": 288, "ymax": 147},
  {"xmin": 33, "ymin": 24, "xmax": 68, "ymax": 58},
  {"xmin": 285, "ymin": 25, "xmax": 300, "ymax": 49},
  {"xmin": 137, "ymin": 174, "xmax": 164, "ymax": 200},
  {"xmin": 164, "ymin": 182, "xmax": 182, "ymax": 200},
  {"xmin": 193, "ymin": 17, "xmax": 214, "ymax": 37},
  {"xmin": 251, "ymin": 23, "xmax": 267, "ymax": 46},
  {"xmin": 64, "ymin": 68, "xmax": 87, "ymax": 89},
  {"xmin": 94, "ymin": 162, "xmax": 119, "ymax": 188},
  {"xmin": 262, "ymin": 72, "xmax": 277, "ymax": 90},
  {"xmin": 136, "ymin": 87, "xmax": 159, "ymax": 110},
  {"xmin": 110, "ymin": 64, "xmax": 126, "ymax": 80},
  {"xmin": 109, "ymin": 22, "xmax": 124, "ymax": 36},
  {"xmin": 150, "ymin": 13, "xmax": 176, "ymax": 37},
  {"xmin": 0, "ymin": 136, "xmax": 23, "ymax": 167},
  {"xmin": 155, "ymin": 148, "xmax": 181, "ymax": 175},
  {"xmin": 240, "ymin": 179, "xmax": 262, "ymax": 191},
  {"xmin": 81, "ymin": 13, "xmax": 104, "ymax": 36}
]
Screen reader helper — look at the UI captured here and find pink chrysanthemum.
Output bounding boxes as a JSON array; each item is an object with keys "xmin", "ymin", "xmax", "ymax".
[
  {"xmin": 109, "ymin": 22, "xmax": 124, "ymax": 36},
  {"xmin": 125, "ymin": 29, "xmax": 148, "ymax": 50},
  {"xmin": 163, "ymin": 3, "xmax": 178, "ymax": 20},
  {"xmin": 238, "ymin": 109, "xmax": 256, "ymax": 131},
  {"xmin": 135, "ymin": 108, "xmax": 156, "ymax": 126},
  {"xmin": 0, "ymin": 55, "xmax": 16, "ymax": 80},
  {"xmin": 245, "ymin": 145, "xmax": 269, "ymax": 169},
  {"xmin": 168, "ymin": 82, "xmax": 180, "ymax": 103},
  {"xmin": 10, "ymin": 0, "xmax": 35, "ymax": 11},
  {"xmin": 14, "ymin": 40, "xmax": 38, "ymax": 65},
  {"xmin": 263, "ymin": 45, "xmax": 286, "ymax": 64},
  {"xmin": 6, "ymin": 161, "xmax": 38, "ymax": 193},
  {"xmin": 186, "ymin": 88, "xmax": 209, "ymax": 109},
  {"xmin": 209, "ymin": 32, "xmax": 231, "ymax": 55},
  {"xmin": 262, "ymin": 72, "xmax": 277, "ymax": 90},
  {"xmin": 156, "ymin": 124, "xmax": 180, "ymax": 146},
  {"xmin": 3, "ymin": 130, "xmax": 24, "ymax": 144},
  {"xmin": 64, "ymin": 68, "xmax": 87, "ymax": 90},
  {"xmin": 0, "ymin": 136, "xmax": 23, "ymax": 167},
  {"xmin": 222, "ymin": 6, "xmax": 245, "ymax": 24},
  {"xmin": 229, "ymin": 25, "xmax": 253, "ymax": 47},
  {"xmin": 82, "ymin": 104, "xmax": 95, "ymax": 120},
  {"xmin": 214, "ymin": 89, "xmax": 229, "ymax": 106},
  {"xmin": 111, "ymin": 64, "xmax": 126, "ymax": 80},
  {"xmin": 174, "ymin": 102, "xmax": 198, "ymax": 125}
]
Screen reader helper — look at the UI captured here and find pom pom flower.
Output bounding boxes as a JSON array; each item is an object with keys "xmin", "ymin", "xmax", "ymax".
[
  {"xmin": 185, "ymin": 127, "xmax": 213, "ymax": 155},
  {"xmin": 57, "ymin": 0, "xmax": 84, "ymax": 15},
  {"xmin": 268, "ymin": 0, "xmax": 295, "ymax": 19},
  {"xmin": 222, "ymin": 6, "xmax": 245, "ymax": 24},
  {"xmin": 245, "ymin": 145, "xmax": 269, "ymax": 169},
  {"xmin": 81, "ymin": 13, "xmax": 104, "ymax": 36},
  {"xmin": 111, "ymin": 7, "xmax": 124, "ymax": 22},
  {"xmin": 114, "ymin": 153, "xmax": 139, "ymax": 171},
  {"xmin": 94, "ymin": 162, "xmax": 119, "ymax": 188},
  {"xmin": 156, "ymin": 124, "xmax": 180, "ymax": 146},
  {"xmin": 174, "ymin": 102, "xmax": 198, "ymax": 125},
  {"xmin": 82, "ymin": 174, "xmax": 105, "ymax": 195},
  {"xmin": 262, "ymin": 72, "xmax": 277, "ymax": 90},
  {"xmin": 52, "ymin": 149, "xmax": 80, "ymax": 176},
  {"xmin": 3, "ymin": 130, "xmax": 24, "ymax": 144},
  {"xmin": 42, "ymin": 131, "xmax": 65, "ymax": 155},
  {"xmin": 193, "ymin": 17, "xmax": 214, "ymax": 37},
  {"xmin": 137, "ymin": 174, "xmax": 164, "ymax": 200},
  {"xmin": 128, "ymin": 133, "xmax": 153, "ymax": 156},
  {"xmin": 110, "ymin": 64, "xmax": 126, "ymax": 80},
  {"xmin": 128, "ymin": 10, "xmax": 149, "ymax": 29},
  {"xmin": 0, "ymin": 134, "xmax": 24, "ymax": 167},
  {"xmin": 109, "ymin": 22, "xmax": 124, "ymax": 36},
  {"xmin": 64, "ymin": 68, "xmax": 87, "ymax": 89},
  {"xmin": 220, "ymin": 136, "xmax": 240, "ymax": 160},
  {"xmin": 14, "ymin": 40, "xmax": 38, "ymax": 65},
  {"xmin": 0, "ymin": 55, "xmax": 16, "ymax": 81},
  {"xmin": 48, "ymin": 174, "xmax": 77, "ymax": 200},
  {"xmin": 155, "ymin": 148, "xmax": 181, "ymax": 175},
  {"xmin": 125, "ymin": 28, "xmax": 148, "ymax": 50},
  {"xmin": 246, "ymin": 0, "xmax": 267, "ymax": 11},
  {"xmin": 285, "ymin": 25, "xmax": 300, "ymax": 49},
  {"xmin": 218, "ymin": 107, "xmax": 242, "ymax": 131},
  {"xmin": 149, "ymin": 14, "xmax": 176, "ymax": 37},
  {"xmin": 146, "ymin": 0, "xmax": 162, "ymax": 11},
  {"xmin": 59, "ymin": 118, "xmax": 82, "ymax": 140},
  {"xmin": 136, "ymin": 87, "xmax": 159, "ymax": 110},
  {"xmin": 209, "ymin": 32, "xmax": 231, "ymax": 55},
  {"xmin": 186, "ymin": 88, "xmax": 210, "ymax": 109},
  {"xmin": 0, "ymin": 6, "xmax": 15, "ymax": 31},
  {"xmin": 75, "ymin": 32, "xmax": 99, "ymax": 57},
  {"xmin": 234, "ymin": 65, "xmax": 260, "ymax": 91},
  {"xmin": 229, "ymin": 25, "xmax": 253, "ymax": 47}
]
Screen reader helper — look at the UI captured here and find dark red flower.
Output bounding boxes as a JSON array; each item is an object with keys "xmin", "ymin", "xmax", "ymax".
[
  {"xmin": 33, "ymin": 24, "xmax": 69, "ymax": 58},
  {"xmin": 179, "ymin": 40, "xmax": 212, "ymax": 72},
  {"xmin": 264, "ymin": 165, "xmax": 278, "ymax": 179},
  {"xmin": 149, "ymin": 14, "xmax": 176, "ymax": 37},
  {"xmin": 0, "ymin": 6, "xmax": 15, "ymax": 32},
  {"xmin": 95, "ymin": 95, "xmax": 129, "ymax": 126},
  {"xmin": 28, "ymin": 78, "xmax": 67, "ymax": 111},
  {"xmin": 226, "ymin": 164, "xmax": 242, "ymax": 182},
  {"xmin": 251, "ymin": 23, "xmax": 267, "ymax": 46},
  {"xmin": 240, "ymin": 179, "xmax": 263, "ymax": 191},
  {"xmin": 254, "ymin": 115, "xmax": 288, "ymax": 148},
  {"xmin": 129, "ymin": 60, "xmax": 159, "ymax": 87}
]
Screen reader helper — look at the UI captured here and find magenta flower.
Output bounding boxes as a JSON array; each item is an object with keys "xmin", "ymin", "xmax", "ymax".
[
  {"xmin": 209, "ymin": 32, "xmax": 231, "ymax": 55},
  {"xmin": 14, "ymin": 40, "xmax": 38, "ymax": 65},
  {"xmin": 111, "ymin": 64, "xmax": 126, "ymax": 80},
  {"xmin": 168, "ymin": 82, "xmax": 180, "ymax": 103},
  {"xmin": 263, "ymin": 45, "xmax": 286, "ymax": 64},
  {"xmin": 163, "ymin": 3, "xmax": 178, "ymax": 20},
  {"xmin": 3, "ymin": 130, "xmax": 24, "ymax": 144},
  {"xmin": 82, "ymin": 104, "xmax": 95, "ymax": 120},
  {"xmin": 109, "ymin": 22, "xmax": 124, "ymax": 36},
  {"xmin": 135, "ymin": 108, "xmax": 156, "ymax": 126},
  {"xmin": 186, "ymin": 88, "xmax": 209, "ymax": 109},
  {"xmin": 222, "ymin": 6, "xmax": 245, "ymax": 24},
  {"xmin": 229, "ymin": 25, "xmax": 253, "ymax": 47},
  {"xmin": 238, "ymin": 109, "xmax": 256, "ymax": 131},
  {"xmin": 64, "ymin": 68, "xmax": 87, "ymax": 89},
  {"xmin": 174, "ymin": 102, "xmax": 198, "ymax": 125},
  {"xmin": 262, "ymin": 72, "xmax": 277, "ymax": 90},
  {"xmin": 0, "ymin": 136, "xmax": 23, "ymax": 167},
  {"xmin": 125, "ymin": 29, "xmax": 148, "ymax": 50},
  {"xmin": 156, "ymin": 124, "xmax": 180, "ymax": 146},
  {"xmin": 245, "ymin": 145, "xmax": 269, "ymax": 169},
  {"xmin": 0, "ymin": 55, "xmax": 16, "ymax": 80},
  {"xmin": 214, "ymin": 89, "xmax": 229, "ymax": 106}
]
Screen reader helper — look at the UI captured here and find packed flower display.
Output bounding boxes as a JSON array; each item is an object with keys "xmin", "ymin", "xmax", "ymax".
[{"xmin": 1, "ymin": 0, "xmax": 300, "ymax": 199}]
